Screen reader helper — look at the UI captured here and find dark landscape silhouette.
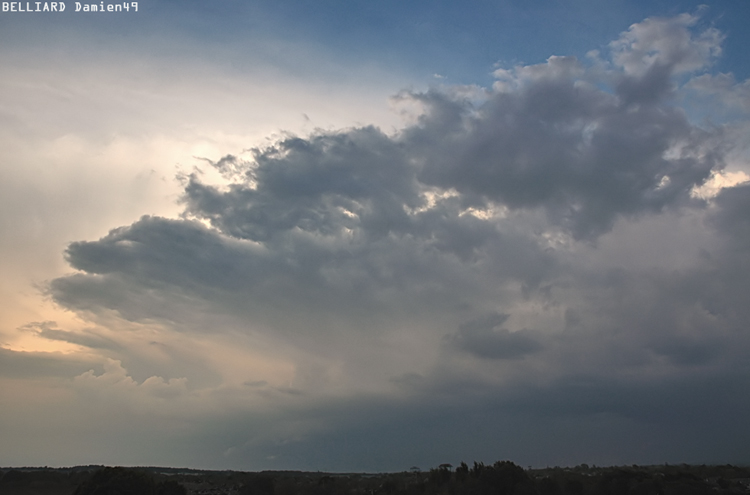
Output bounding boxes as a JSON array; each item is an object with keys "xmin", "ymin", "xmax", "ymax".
[{"xmin": 3, "ymin": 461, "xmax": 750, "ymax": 495}]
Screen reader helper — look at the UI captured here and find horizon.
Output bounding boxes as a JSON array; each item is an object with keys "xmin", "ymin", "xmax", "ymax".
[{"xmin": 3, "ymin": 460, "xmax": 750, "ymax": 473}]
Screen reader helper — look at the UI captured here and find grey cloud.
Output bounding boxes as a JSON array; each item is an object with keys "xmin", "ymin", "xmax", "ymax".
[
  {"xmin": 499, "ymin": 371, "xmax": 750, "ymax": 431},
  {"xmin": 614, "ymin": 62, "xmax": 675, "ymax": 106},
  {"xmin": 53, "ymin": 194, "xmax": 554, "ymax": 336},
  {"xmin": 389, "ymin": 372, "xmax": 424, "ymax": 388},
  {"xmin": 402, "ymin": 16, "xmax": 725, "ymax": 240},
  {"xmin": 19, "ymin": 321, "xmax": 119, "ymax": 350},
  {"xmin": 197, "ymin": 365, "xmax": 750, "ymax": 472},
  {"xmin": 47, "ymin": 12, "xmax": 740, "ymax": 355},
  {"xmin": 184, "ymin": 126, "xmax": 421, "ymax": 243},
  {"xmin": 201, "ymin": 154, "xmax": 247, "ymax": 181},
  {"xmin": 649, "ymin": 337, "xmax": 717, "ymax": 367},
  {"xmin": 710, "ymin": 183, "xmax": 750, "ymax": 249},
  {"xmin": 180, "ymin": 15, "xmax": 726, "ymax": 247},
  {"xmin": 0, "ymin": 346, "xmax": 98, "ymax": 379},
  {"xmin": 550, "ymin": 265, "xmax": 745, "ymax": 376},
  {"xmin": 32, "ymin": 13, "xmax": 750, "ymax": 470},
  {"xmin": 447, "ymin": 313, "xmax": 542, "ymax": 360},
  {"xmin": 543, "ymin": 189, "xmax": 750, "ymax": 377},
  {"xmin": 411, "ymin": 73, "xmax": 718, "ymax": 240},
  {"xmin": 50, "ymin": 216, "xmax": 291, "ymax": 325},
  {"xmin": 617, "ymin": 14, "xmax": 721, "ymax": 67},
  {"xmin": 609, "ymin": 14, "xmax": 723, "ymax": 100},
  {"xmin": 46, "ymin": 11, "xmax": 738, "ymax": 376},
  {"xmin": 687, "ymin": 73, "xmax": 750, "ymax": 112}
]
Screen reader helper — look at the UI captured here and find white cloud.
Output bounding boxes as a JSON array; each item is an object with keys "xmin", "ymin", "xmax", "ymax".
[
  {"xmin": 609, "ymin": 13, "xmax": 723, "ymax": 77},
  {"xmin": 687, "ymin": 72, "xmax": 750, "ymax": 111},
  {"xmin": 691, "ymin": 170, "xmax": 750, "ymax": 199}
]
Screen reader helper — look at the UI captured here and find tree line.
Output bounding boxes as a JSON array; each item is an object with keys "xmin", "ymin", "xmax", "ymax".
[{"xmin": 2, "ymin": 461, "xmax": 750, "ymax": 495}]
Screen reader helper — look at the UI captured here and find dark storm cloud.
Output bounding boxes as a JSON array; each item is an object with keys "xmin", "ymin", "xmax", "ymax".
[
  {"xmin": 176, "ymin": 14, "xmax": 726, "ymax": 247},
  {"xmin": 50, "ymin": 209, "xmax": 553, "ymax": 340},
  {"xmin": 38, "ymin": 13, "xmax": 750, "ymax": 468},
  {"xmin": 549, "ymin": 259, "xmax": 748, "ymax": 377},
  {"xmin": 199, "ymin": 363, "xmax": 750, "ymax": 471},
  {"xmin": 48, "ymin": 12, "xmax": 734, "ymax": 361},
  {"xmin": 52, "ymin": 120, "xmax": 561, "ymax": 330},
  {"xmin": 184, "ymin": 126, "xmax": 420, "ymax": 243},
  {"xmin": 46, "ymin": 13, "xmax": 737, "ymax": 373},
  {"xmin": 50, "ymin": 216, "xmax": 293, "ymax": 325},
  {"xmin": 410, "ymin": 70, "xmax": 718, "ymax": 240},
  {"xmin": 446, "ymin": 313, "xmax": 542, "ymax": 360},
  {"xmin": 710, "ymin": 183, "xmax": 750, "ymax": 249}
]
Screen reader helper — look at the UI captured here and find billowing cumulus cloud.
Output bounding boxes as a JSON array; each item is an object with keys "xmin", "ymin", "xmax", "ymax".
[{"xmin": 5, "ymin": 13, "xmax": 750, "ymax": 470}]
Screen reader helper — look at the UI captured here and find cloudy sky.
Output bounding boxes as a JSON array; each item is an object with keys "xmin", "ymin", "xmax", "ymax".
[{"xmin": 2, "ymin": 0, "xmax": 750, "ymax": 472}]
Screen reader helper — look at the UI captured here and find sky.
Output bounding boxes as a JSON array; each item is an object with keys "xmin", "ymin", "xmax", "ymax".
[{"xmin": 1, "ymin": 0, "xmax": 750, "ymax": 473}]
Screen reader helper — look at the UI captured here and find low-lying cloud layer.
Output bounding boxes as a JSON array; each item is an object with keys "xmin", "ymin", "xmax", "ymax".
[{"xmin": 4, "ymin": 13, "xmax": 750, "ymax": 470}]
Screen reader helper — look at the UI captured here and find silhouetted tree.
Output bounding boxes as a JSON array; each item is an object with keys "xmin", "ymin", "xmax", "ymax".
[
  {"xmin": 1, "ymin": 470, "xmax": 29, "ymax": 486},
  {"xmin": 489, "ymin": 461, "xmax": 532, "ymax": 495},
  {"xmin": 74, "ymin": 467, "xmax": 157, "ymax": 495},
  {"xmin": 470, "ymin": 462, "xmax": 485, "ymax": 479},
  {"xmin": 537, "ymin": 477, "xmax": 563, "ymax": 495},
  {"xmin": 564, "ymin": 478, "xmax": 584, "ymax": 495},
  {"xmin": 157, "ymin": 479, "xmax": 187, "ymax": 495},
  {"xmin": 240, "ymin": 474, "xmax": 275, "ymax": 495},
  {"xmin": 456, "ymin": 462, "xmax": 470, "ymax": 482},
  {"xmin": 429, "ymin": 465, "xmax": 453, "ymax": 486}
]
